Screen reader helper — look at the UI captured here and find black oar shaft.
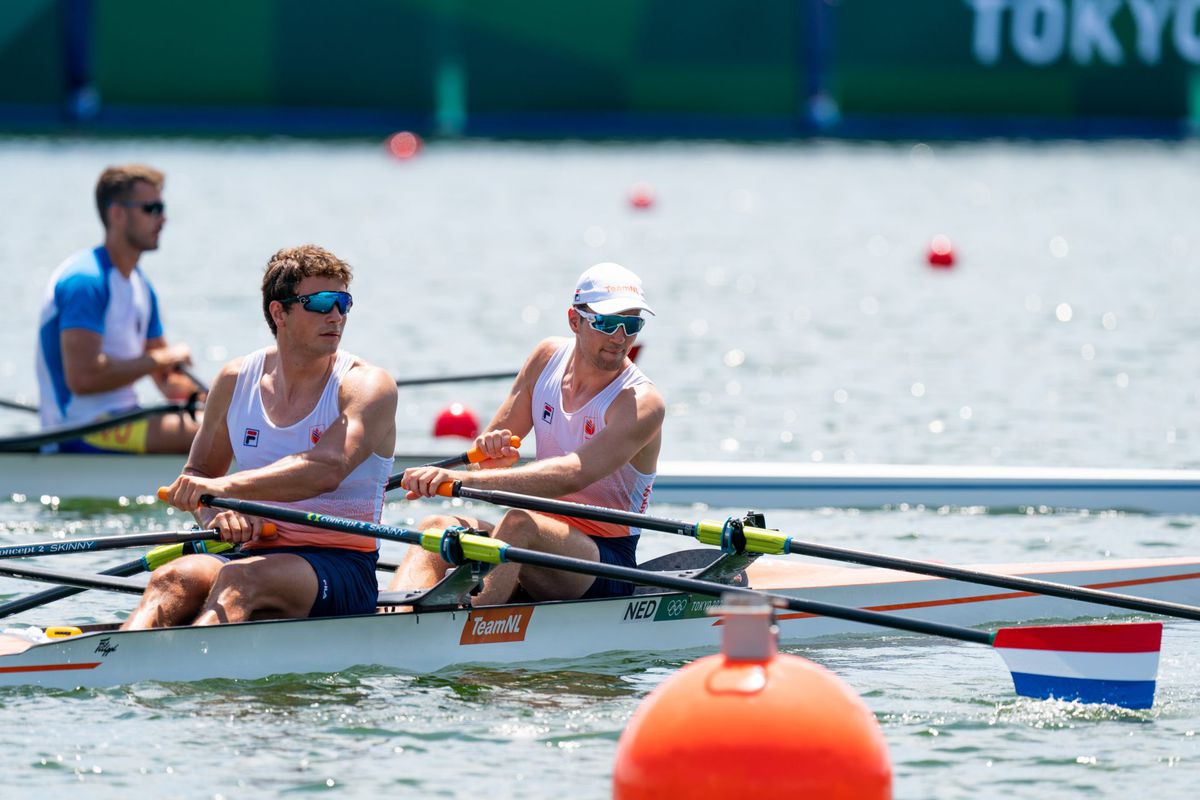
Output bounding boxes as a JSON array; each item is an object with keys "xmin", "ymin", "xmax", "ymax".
[
  {"xmin": 512, "ymin": 549, "xmax": 994, "ymax": 646},
  {"xmin": 0, "ymin": 530, "xmax": 219, "ymax": 561},
  {"xmin": 0, "ymin": 400, "xmax": 195, "ymax": 452},
  {"xmin": 202, "ymin": 495, "xmax": 993, "ymax": 647},
  {"xmin": 176, "ymin": 365, "xmax": 210, "ymax": 395},
  {"xmin": 453, "ymin": 485, "xmax": 695, "ymax": 536},
  {"xmin": 0, "ymin": 560, "xmax": 146, "ymax": 618},
  {"xmin": 0, "ymin": 562, "xmax": 147, "ymax": 594},
  {"xmin": 0, "ymin": 398, "xmax": 38, "ymax": 414},
  {"xmin": 784, "ymin": 539, "xmax": 1200, "ymax": 622},
  {"xmin": 396, "ymin": 370, "xmax": 517, "ymax": 388}
]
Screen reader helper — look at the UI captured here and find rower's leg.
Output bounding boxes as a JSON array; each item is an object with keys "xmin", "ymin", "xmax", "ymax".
[
  {"xmin": 386, "ymin": 514, "xmax": 490, "ymax": 591},
  {"xmin": 120, "ymin": 554, "xmax": 223, "ymax": 630},
  {"xmin": 192, "ymin": 554, "xmax": 318, "ymax": 625},
  {"xmin": 471, "ymin": 510, "xmax": 600, "ymax": 606},
  {"xmin": 144, "ymin": 411, "xmax": 201, "ymax": 454}
]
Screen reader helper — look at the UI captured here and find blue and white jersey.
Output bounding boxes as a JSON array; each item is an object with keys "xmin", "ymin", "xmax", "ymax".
[{"xmin": 35, "ymin": 246, "xmax": 163, "ymax": 428}]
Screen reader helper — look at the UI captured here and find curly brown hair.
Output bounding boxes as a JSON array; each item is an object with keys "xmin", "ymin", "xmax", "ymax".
[
  {"xmin": 95, "ymin": 165, "xmax": 164, "ymax": 228},
  {"xmin": 261, "ymin": 245, "xmax": 354, "ymax": 336}
]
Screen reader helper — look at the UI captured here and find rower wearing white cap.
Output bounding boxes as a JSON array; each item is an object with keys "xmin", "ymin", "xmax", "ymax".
[{"xmin": 394, "ymin": 262, "xmax": 665, "ymax": 604}]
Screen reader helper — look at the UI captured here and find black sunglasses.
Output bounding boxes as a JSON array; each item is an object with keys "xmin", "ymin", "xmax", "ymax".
[{"xmin": 113, "ymin": 201, "xmax": 165, "ymax": 215}]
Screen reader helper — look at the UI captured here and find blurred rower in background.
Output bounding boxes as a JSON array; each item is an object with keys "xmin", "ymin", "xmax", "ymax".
[{"xmin": 35, "ymin": 164, "xmax": 202, "ymax": 453}]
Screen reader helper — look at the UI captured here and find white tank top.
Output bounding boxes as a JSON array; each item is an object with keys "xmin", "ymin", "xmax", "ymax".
[
  {"xmin": 531, "ymin": 339, "xmax": 656, "ymax": 538},
  {"xmin": 226, "ymin": 348, "xmax": 393, "ymax": 552}
]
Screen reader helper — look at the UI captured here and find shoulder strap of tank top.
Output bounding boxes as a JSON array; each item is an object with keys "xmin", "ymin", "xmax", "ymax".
[
  {"xmin": 230, "ymin": 348, "xmax": 268, "ymax": 409},
  {"xmin": 534, "ymin": 340, "xmax": 573, "ymax": 389}
]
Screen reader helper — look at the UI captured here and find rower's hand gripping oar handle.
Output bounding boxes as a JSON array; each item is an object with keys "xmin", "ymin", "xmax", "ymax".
[
  {"xmin": 465, "ymin": 435, "xmax": 522, "ymax": 465},
  {"xmin": 156, "ymin": 487, "xmax": 277, "ymax": 538},
  {"xmin": 387, "ymin": 437, "xmax": 522, "ymax": 493}
]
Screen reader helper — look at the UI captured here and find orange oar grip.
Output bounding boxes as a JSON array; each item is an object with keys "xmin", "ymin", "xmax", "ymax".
[
  {"xmin": 466, "ymin": 435, "xmax": 523, "ymax": 464},
  {"xmin": 157, "ymin": 487, "xmax": 277, "ymax": 537},
  {"xmin": 435, "ymin": 482, "xmax": 455, "ymax": 497}
]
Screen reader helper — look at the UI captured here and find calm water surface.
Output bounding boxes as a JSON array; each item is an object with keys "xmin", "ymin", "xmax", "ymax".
[{"xmin": 0, "ymin": 138, "xmax": 1198, "ymax": 797}]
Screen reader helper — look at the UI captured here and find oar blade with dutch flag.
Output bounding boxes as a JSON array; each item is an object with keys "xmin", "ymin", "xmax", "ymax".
[{"xmin": 993, "ymin": 621, "xmax": 1162, "ymax": 709}]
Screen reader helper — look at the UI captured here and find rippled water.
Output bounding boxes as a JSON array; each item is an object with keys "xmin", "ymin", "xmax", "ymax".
[{"xmin": 0, "ymin": 138, "xmax": 1198, "ymax": 797}]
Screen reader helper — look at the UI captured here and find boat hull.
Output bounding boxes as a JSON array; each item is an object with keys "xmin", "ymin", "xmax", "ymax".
[
  {"xmin": 3, "ymin": 452, "xmax": 1199, "ymax": 513},
  {"xmin": 1, "ymin": 556, "xmax": 1197, "ymax": 689}
]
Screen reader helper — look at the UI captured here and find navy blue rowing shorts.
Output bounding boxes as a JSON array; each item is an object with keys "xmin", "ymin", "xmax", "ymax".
[
  {"xmin": 580, "ymin": 535, "xmax": 640, "ymax": 600},
  {"xmin": 221, "ymin": 546, "xmax": 379, "ymax": 617}
]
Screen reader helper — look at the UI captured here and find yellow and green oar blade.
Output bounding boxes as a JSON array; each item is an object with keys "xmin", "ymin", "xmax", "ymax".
[{"xmin": 197, "ymin": 493, "xmax": 1162, "ymax": 709}]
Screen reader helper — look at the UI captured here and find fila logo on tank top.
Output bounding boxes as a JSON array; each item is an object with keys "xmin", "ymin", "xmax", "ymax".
[
  {"xmin": 226, "ymin": 347, "xmax": 393, "ymax": 551},
  {"xmin": 531, "ymin": 340, "xmax": 656, "ymax": 538}
]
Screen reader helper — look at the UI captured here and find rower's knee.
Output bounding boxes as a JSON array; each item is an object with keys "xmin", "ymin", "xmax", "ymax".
[
  {"xmin": 146, "ymin": 559, "xmax": 215, "ymax": 604},
  {"xmin": 416, "ymin": 514, "xmax": 467, "ymax": 533},
  {"xmin": 492, "ymin": 509, "xmax": 540, "ymax": 547},
  {"xmin": 207, "ymin": 560, "xmax": 262, "ymax": 607}
]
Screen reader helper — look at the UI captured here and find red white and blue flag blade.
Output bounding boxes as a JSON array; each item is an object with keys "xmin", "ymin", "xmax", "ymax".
[{"xmin": 992, "ymin": 622, "xmax": 1162, "ymax": 710}]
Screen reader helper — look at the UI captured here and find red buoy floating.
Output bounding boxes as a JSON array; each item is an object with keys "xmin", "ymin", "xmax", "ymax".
[
  {"xmin": 629, "ymin": 182, "xmax": 656, "ymax": 210},
  {"xmin": 386, "ymin": 131, "xmax": 423, "ymax": 160},
  {"xmin": 927, "ymin": 234, "xmax": 956, "ymax": 268},
  {"xmin": 432, "ymin": 403, "xmax": 479, "ymax": 439},
  {"xmin": 612, "ymin": 596, "xmax": 892, "ymax": 799}
]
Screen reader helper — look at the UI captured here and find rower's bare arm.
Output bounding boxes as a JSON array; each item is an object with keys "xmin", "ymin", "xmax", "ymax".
[
  {"xmin": 216, "ymin": 364, "xmax": 398, "ymax": 501},
  {"xmin": 165, "ymin": 361, "xmax": 239, "ymax": 525},
  {"xmin": 482, "ymin": 339, "xmax": 558, "ymax": 439},
  {"xmin": 61, "ymin": 328, "xmax": 188, "ymax": 395},
  {"xmin": 180, "ymin": 361, "xmax": 238, "ymax": 480},
  {"xmin": 464, "ymin": 382, "xmax": 664, "ymax": 497}
]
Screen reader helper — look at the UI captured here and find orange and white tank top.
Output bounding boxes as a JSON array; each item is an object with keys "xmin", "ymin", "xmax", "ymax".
[
  {"xmin": 531, "ymin": 339, "xmax": 656, "ymax": 538},
  {"xmin": 226, "ymin": 348, "xmax": 393, "ymax": 552}
]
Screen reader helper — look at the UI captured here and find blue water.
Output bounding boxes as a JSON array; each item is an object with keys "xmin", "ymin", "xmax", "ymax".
[{"xmin": 0, "ymin": 137, "xmax": 1198, "ymax": 797}]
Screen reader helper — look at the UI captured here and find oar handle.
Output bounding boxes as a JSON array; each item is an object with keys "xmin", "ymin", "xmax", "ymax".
[
  {"xmin": 175, "ymin": 365, "xmax": 210, "ymax": 395},
  {"xmin": 385, "ymin": 437, "xmax": 524, "ymax": 492},
  {"xmin": 466, "ymin": 435, "xmax": 522, "ymax": 464},
  {"xmin": 156, "ymin": 487, "xmax": 277, "ymax": 537}
]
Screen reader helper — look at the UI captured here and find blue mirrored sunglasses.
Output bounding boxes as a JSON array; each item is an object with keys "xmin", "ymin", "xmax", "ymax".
[
  {"xmin": 283, "ymin": 291, "xmax": 353, "ymax": 315},
  {"xmin": 112, "ymin": 200, "xmax": 165, "ymax": 215},
  {"xmin": 577, "ymin": 309, "xmax": 645, "ymax": 336}
]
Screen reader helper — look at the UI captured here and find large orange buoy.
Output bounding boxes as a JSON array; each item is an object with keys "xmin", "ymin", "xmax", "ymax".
[
  {"xmin": 926, "ymin": 234, "xmax": 956, "ymax": 268},
  {"xmin": 432, "ymin": 403, "xmax": 479, "ymax": 439},
  {"xmin": 612, "ymin": 596, "xmax": 892, "ymax": 799}
]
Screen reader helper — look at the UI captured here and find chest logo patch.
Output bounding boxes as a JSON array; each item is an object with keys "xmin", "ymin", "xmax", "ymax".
[
  {"xmin": 542, "ymin": 403, "xmax": 554, "ymax": 423},
  {"xmin": 310, "ymin": 426, "xmax": 323, "ymax": 445},
  {"xmin": 243, "ymin": 428, "xmax": 259, "ymax": 447},
  {"xmin": 584, "ymin": 417, "xmax": 596, "ymax": 438}
]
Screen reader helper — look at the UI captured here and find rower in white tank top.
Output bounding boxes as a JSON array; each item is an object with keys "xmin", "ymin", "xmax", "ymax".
[
  {"xmin": 531, "ymin": 339, "xmax": 656, "ymax": 538},
  {"xmin": 226, "ymin": 347, "xmax": 393, "ymax": 552}
]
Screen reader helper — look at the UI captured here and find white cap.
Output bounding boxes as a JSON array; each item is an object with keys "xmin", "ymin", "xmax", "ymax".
[{"xmin": 572, "ymin": 262, "xmax": 655, "ymax": 315}]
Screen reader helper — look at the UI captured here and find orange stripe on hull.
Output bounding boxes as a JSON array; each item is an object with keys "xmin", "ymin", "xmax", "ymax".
[{"xmin": 0, "ymin": 662, "xmax": 101, "ymax": 674}]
